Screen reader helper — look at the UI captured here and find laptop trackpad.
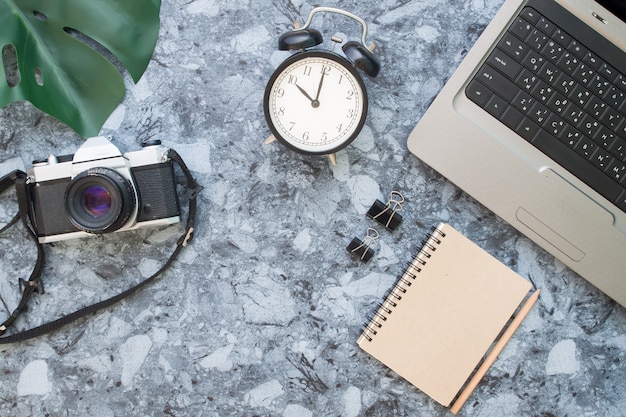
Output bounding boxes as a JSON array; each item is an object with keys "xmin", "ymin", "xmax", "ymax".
[
  {"xmin": 516, "ymin": 207, "xmax": 585, "ymax": 262},
  {"xmin": 515, "ymin": 167, "xmax": 620, "ymax": 262},
  {"xmin": 515, "ymin": 167, "xmax": 618, "ymax": 262}
]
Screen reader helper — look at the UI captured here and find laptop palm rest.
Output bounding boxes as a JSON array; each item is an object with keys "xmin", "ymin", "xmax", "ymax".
[{"xmin": 517, "ymin": 167, "xmax": 620, "ymax": 262}]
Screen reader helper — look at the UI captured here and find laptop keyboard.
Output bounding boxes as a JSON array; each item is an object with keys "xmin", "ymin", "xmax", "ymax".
[{"xmin": 466, "ymin": 6, "xmax": 626, "ymax": 213}]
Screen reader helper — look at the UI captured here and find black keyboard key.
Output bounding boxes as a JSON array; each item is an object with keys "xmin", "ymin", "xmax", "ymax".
[
  {"xmin": 595, "ymin": 127, "xmax": 616, "ymax": 150},
  {"xmin": 529, "ymin": 102, "xmax": 550, "ymax": 125},
  {"xmin": 516, "ymin": 69, "xmax": 540, "ymax": 92},
  {"xmin": 517, "ymin": 118, "xmax": 541, "ymax": 141},
  {"xmin": 542, "ymin": 40, "xmax": 564, "ymax": 63},
  {"xmin": 588, "ymin": 74, "xmax": 611, "ymax": 96},
  {"xmin": 616, "ymin": 119, "xmax": 626, "ymax": 140},
  {"xmin": 554, "ymin": 73, "xmax": 576, "ymax": 96},
  {"xmin": 546, "ymin": 92, "xmax": 569, "ymax": 115},
  {"xmin": 545, "ymin": 114, "xmax": 568, "ymax": 137},
  {"xmin": 560, "ymin": 125, "xmax": 583, "ymax": 148},
  {"xmin": 512, "ymin": 90, "xmax": 536, "ymax": 113},
  {"xmin": 575, "ymin": 136, "xmax": 597, "ymax": 159},
  {"xmin": 572, "ymin": 62, "xmax": 595, "ymax": 85},
  {"xmin": 579, "ymin": 115, "xmax": 602, "ymax": 138},
  {"xmin": 563, "ymin": 103, "xmax": 585, "ymax": 125},
  {"xmin": 590, "ymin": 148, "xmax": 614, "ymax": 171},
  {"xmin": 569, "ymin": 84, "xmax": 592, "ymax": 107},
  {"xmin": 583, "ymin": 51, "xmax": 602, "ymax": 69},
  {"xmin": 502, "ymin": 106, "xmax": 525, "ymax": 130},
  {"xmin": 485, "ymin": 95, "xmax": 508, "ymax": 118},
  {"xmin": 520, "ymin": 7, "xmax": 540, "ymax": 24},
  {"xmin": 522, "ymin": 50, "xmax": 545, "ymax": 72},
  {"xmin": 466, "ymin": 80, "xmax": 492, "ymax": 107},
  {"xmin": 537, "ymin": 61, "xmax": 560, "ymax": 84},
  {"xmin": 599, "ymin": 63, "xmax": 618, "ymax": 81},
  {"xmin": 528, "ymin": 28, "xmax": 549, "ymax": 51},
  {"xmin": 605, "ymin": 86, "xmax": 625, "ymax": 110},
  {"xmin": 585, "ymin": 95, "xmax": 607, "ymax": 118},
  {"xmin": 609, "ymin": 138, "xmax": 626, "ymax": 161},
  {"xmin": 557, "ymin": 51, "xmax": 580, "ymax": 73},
  {"xmin": 568, "ymin": 39, "xmax": 588, "ymax": 59},
  {"xmin": 537, "ymin": 16, "xmax": 557, "ymax": 35},
  {"xmin": 600, "ymin": 107, "xmax": 622, "ymax": 131},
  {"xmin": 552, "ymin": 28, "xmax": 572, "ymax": 47},
  {"xmin": 607, "ymin": 159, "xmax": 626, "ymax": 183},
  {"xmin": 510, "ymin": 17, "xmax": 534, "ymax": 40},
  {"xmin": 487, "ymin": 48, "xmax": 523, "ymax": 79},
  {"xmin": 498, "ymin": 33, "xmax": 528, "ymax": 61},
  {"xmin": 475, "ymin": 64, "xmax": 518, "ymax": 101},
  {"xmin": 531, "ymin": 80, "xmax": 555, "ymax": 103}
]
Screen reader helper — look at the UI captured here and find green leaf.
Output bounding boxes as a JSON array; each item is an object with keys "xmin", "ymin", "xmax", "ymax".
[{"xmin": 0, "ymin": 0, "xmax": 161, "ymax": 137}]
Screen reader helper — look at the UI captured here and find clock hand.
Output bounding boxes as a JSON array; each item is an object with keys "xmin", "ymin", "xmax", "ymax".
[
  {"xmin": 296, "ymin": 84, "xmax": 315, "ymax": 103},
  {"xmin": 314, "ymin": 71, "xmax": 325, "ymax": 103}
]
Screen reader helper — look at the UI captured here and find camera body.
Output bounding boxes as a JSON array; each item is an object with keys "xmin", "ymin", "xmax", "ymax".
[{"xmin": 27, "ymin": 136, "xmax": 181, "ymax": 243}]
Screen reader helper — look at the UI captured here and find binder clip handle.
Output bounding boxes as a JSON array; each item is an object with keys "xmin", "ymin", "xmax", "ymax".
[
  {"xmin": 347, "ymin": 228, "xmax": 379, "ymax": 263},
  {"xmin": 367, "ymin": 191, "xmax": 404, "ymax": 231}
]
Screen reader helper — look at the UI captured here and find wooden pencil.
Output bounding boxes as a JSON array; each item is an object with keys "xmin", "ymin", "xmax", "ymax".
[{"xmin": 450, "ymin": 288, "xmax": 541, "ymax": 414}]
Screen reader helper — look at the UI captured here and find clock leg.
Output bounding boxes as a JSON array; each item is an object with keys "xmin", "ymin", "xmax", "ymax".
[
  {"xmin": 328, "ymin": 153, "xmax": 337, "ymax": 165},
  {"xmin": 264, "ymin": 134, "xmax": 277, "ymax": 145}
]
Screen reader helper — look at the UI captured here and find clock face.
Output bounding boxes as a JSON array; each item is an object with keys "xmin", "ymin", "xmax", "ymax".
[{"xmin": 264, "ymin": 50, "xmax": 368, "ymax": 155}]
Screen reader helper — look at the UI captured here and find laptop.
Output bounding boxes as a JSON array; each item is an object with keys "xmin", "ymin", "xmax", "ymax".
[{"xmin": 407, "ymin": 0, "xmax": 626, "ymax": 307}]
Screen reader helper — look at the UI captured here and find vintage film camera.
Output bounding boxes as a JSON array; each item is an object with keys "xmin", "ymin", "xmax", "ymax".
[{"xmin": 26, "ymin": 136, "xmax": 181, "ymax": 243}]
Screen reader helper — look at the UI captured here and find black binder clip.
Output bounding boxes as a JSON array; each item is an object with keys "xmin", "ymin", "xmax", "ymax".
[
  {"xmin": 347, "ymin": 228, "xmax": 379, "ymax": 263},
  {"xmin": 367, "ymin": 191, "xmax": 404, "ymax": 231}
]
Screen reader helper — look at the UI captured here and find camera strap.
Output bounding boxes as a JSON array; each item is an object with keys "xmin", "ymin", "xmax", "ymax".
[{"xmin": 0, "ymin": 149, "xmax": 202, "ymax": 344}]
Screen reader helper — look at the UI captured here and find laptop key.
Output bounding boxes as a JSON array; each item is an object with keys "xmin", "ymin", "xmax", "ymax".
[
  {"xmin": 607, "ymin": 160, "xmax": 626, "ymax": 183},
  {"xmin": 475, "ymin": 64, "xmax": 518, "ymax": 101},
  {"xmin": 466, "ymin": 80, "xmax": 492, "ymax": 107},
  {"xmin": 502, "ymin": 106, "xmax": 525, "ymax": 130},
  {"xmin": 498, "ymin": 33, "xmax": 528, "ymax": 61},
  {"xmin": 485, "ymin": 95, "xmax": 508, "ymax": 118},
  {"xmin": 516, "ymin": 118, "xmax": 541, "ymax": 141},
  {"xmin": 590, "ymin": 148, "xmax": 614, "ymax": 171},
  {"xmin": 487, "ymin": 48, "xmax": 523, "ymax": 79}
]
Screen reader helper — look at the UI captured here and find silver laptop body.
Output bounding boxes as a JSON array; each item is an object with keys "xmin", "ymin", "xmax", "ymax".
[{"xmin": 407, "ymin": 0, "xmax": 626, "ymax": 306}]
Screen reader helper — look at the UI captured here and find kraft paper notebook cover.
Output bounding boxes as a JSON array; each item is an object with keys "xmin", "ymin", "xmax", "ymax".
[{"xmin": 357, "ymin": 223, "xmax": 539, "ymax": 413}]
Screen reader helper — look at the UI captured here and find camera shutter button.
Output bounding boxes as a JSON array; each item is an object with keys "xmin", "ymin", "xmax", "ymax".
[{"xmin": 142, "ymin": 140, "xmax": 162, "ymax": 147}]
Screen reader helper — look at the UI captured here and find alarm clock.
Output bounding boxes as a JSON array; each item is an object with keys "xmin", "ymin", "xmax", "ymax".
[{"xmin": 263, "ymin": 7, "xmax": 380, "ymax": 164}]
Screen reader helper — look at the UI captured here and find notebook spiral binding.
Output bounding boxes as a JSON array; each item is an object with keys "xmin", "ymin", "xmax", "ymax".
[{"xmin": 361, "ymin": 225, "xmax": 447, "ymax": 342}]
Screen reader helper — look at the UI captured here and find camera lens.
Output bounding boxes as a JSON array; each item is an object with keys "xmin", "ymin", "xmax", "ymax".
[
  {"xmin": 82, "ymin": 185, "xmax": 112, "ymax": 217},
  {"xmin": 65, "ymin": 167, "xmax": 136, "ymax": 234}
]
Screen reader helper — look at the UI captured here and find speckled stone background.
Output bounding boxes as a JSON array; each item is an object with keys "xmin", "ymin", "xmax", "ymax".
[{"xmin": 1, "ymin": 0, "xmax": 625, "ymax": 416}]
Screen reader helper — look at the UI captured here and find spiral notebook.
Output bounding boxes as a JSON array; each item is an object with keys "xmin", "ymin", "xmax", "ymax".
[{"xmin": 357, "ymin": 223, "xmax": 539, "ymax": 413}]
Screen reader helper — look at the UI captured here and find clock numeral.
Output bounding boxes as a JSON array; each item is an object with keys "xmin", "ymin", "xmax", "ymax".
[
  {"xmin": 289, "ymin": 122, "xmax": 295, "ymax": 131},
  {"xmin": 338, "ymin": 74, "xmax": 343, "ymax": 85},
  {"xmin": 321, "ymin": 132, "xmax": 328, "ymax": 141},
  {"xmin": 303, "ymin": 66, "xmax": 312, "ymax": 76},
  {"xmin": 276, "ymin": 88, "xmax": 285, "ymax": 98},
  {"xmin": 347, "ymin": 109, "xmax": 355, "ymax": 119},
  {"xmin": 302, "ymin": 131, "xmax": 310, "ymax": 141},
  {"xmin": 278, "ymin": 107, "xmax": 286, "ymax": 116},
  {"xmin": 336, "ymin": 123, "xmax": 343, "ymax": 132},
  {"xmin": 288, "ymin": 75, "xmax": 298, "ymax": 84},
  {"xmin": 346, "ymin": 90, "xmax": 354, "ymax": 100},
  {"xmin": 320, "ymin": 65, "xmax": 331, "ymax": 75}
]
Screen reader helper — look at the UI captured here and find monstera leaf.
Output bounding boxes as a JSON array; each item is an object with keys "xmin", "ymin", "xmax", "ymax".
[{"xmin": 0, "ymin": 0, "xmax": 161, "ymax": 137}]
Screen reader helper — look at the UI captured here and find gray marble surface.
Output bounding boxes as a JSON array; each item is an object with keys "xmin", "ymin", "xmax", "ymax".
[{"xmin": 1, "ymin": 0, "xmax": 625, "ymax": 416}]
